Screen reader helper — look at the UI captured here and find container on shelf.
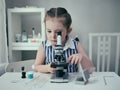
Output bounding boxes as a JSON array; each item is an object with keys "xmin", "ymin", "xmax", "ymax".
[
  {"xmin": 21, "ymin": 30, "xmax": 28, "ymax": 42},
  {"xmin": 8, "ymin": 7, "xmax": 46, "ymax": 62}
]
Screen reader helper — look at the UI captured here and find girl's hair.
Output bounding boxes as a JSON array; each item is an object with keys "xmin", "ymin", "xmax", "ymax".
[{"xmin": 44, "ymin": 7, "xmax": 72, "ymax": 29}]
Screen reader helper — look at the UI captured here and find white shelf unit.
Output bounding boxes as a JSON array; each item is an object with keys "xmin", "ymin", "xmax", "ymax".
[
  {"xmin": 8, "ymin": 7, "xmax": 46, "ymax": 62},
  {"xmin": 12, "ymin": 42, "xmax": 40, "ymax": 50}
]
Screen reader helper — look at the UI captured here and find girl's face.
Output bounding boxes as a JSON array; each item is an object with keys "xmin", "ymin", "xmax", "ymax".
[{"xmin": 45, "ymin": 18, "xmax": 71, "ymax": 46}]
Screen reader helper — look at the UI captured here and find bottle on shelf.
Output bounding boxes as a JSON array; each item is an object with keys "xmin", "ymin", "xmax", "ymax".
[
  {"xmin": 15, "ymin": 34, "xmax": 21, "ymax": 42},
  {"xmin": 32, "ymin": 27, "xmax": 36, "ymax": 38},
  {"xmin": 21, "ymin": 30, "xmax": 28, "ymax": 42},
  {"xmin": 37, "ymin": 33, "xmax": 41, "ymax": 38}
]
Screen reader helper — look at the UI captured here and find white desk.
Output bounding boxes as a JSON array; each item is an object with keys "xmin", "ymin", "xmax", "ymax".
[{"xmin": 0, "ymin": 72, "xmax": 120, "ymax": 90}]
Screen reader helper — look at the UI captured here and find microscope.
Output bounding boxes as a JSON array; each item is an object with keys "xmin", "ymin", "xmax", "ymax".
[{"xmin": 50, "ymin": 32, "xmax": 69, "ymax": 83}]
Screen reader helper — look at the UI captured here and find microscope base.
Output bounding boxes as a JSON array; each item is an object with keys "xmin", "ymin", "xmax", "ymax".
[{"xmin": 50, "ymin": 73, "xmax": 69, "ymax": 83}]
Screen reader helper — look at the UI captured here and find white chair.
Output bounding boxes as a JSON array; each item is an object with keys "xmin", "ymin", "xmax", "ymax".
[
  {"xmin": 5, "ymin": 59, "xmax": 35, "ymax": 72},
  {"xmin": 89, "ymin": 33, "xmax": 120, "ymax": 75}
]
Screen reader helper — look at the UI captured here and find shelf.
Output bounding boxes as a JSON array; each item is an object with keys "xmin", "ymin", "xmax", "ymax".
[
  {"xmin": 9, "ymin": 7, "xmax": 45, "ymax": 13},
  {"xmin": 7, "ymin": 7, "xmax": 46, "ymax": 61},
  {"xmin": 12, "ymin": 42, "xmax": 41, "ymax": 50}
]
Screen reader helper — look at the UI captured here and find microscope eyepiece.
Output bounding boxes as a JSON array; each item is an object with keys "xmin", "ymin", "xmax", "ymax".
[{"xmin": 57, "ymin": 32, "xmax": 61, "ymax": 35}]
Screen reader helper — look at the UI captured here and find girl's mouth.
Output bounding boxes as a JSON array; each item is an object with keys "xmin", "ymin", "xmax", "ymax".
[{"xmin": 52, "ymin": 40, "xmax": 57, "ymax": 42}]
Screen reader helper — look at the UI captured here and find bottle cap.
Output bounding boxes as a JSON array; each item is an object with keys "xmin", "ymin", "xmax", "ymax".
[
  {"xmin": 32, "ymin": 27, "xmax": 35, "ymax": 30},
  {"xmin": 21, "ymin": 66, "xmax": 25, "ymax": 71}
]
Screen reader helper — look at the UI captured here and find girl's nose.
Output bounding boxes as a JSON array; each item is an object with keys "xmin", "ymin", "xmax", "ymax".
[{"xmin": 52, "ymin": 32, "xmax": 57, "ymax": 39}]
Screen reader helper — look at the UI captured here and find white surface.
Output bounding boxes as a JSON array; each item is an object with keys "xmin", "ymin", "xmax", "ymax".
[{"xmin": 0, "ymin": 72, "xmax": 120, "ymax": 90}]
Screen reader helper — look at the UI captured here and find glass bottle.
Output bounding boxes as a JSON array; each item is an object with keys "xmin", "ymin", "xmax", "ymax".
[
  {"xmin": 32, "ymin": 27, "xmax": 36, "ymax": 38},
  {"xmin": 21, "ymin": 30, "xmax": 28, "ymax": 42}
]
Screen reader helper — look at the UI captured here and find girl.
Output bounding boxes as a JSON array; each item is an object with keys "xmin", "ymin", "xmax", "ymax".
[{"xmin": 34, "ymin": 7, "xmax": 94, "ymax": 74}]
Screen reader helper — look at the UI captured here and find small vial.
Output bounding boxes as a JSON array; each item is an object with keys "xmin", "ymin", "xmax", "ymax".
[
  {"xmin": 21, "ymin": 30, "xmax": 28, "ymax": 42},
  {"xmin": 27, "ymin": 71, "xmax": 34, "ymax": 79},
  {"xmin": 38, "ymin": 33, "xmax": 41, "ymax": 38},
  {"xmin": 32, "ymin": 27, "xmax": 36, "ymax": 38},
  {"xmin": 21, "ymin": 66, "xmax": 26, "ymax": 79},
  {"xmin": 15, "ymin": 34, "xmax": 21, "ymax": 42}
]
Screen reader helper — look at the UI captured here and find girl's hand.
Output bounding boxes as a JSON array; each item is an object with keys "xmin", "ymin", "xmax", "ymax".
[
  {"xmin": 46, "ymin": 64, "xmax": 56, "ymax": 73},
  {"xmin": 67, "ymin": 53, "xmax": 83, "ymax": 64}
]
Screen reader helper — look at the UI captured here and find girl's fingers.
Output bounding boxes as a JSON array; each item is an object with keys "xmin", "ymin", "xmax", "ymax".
[
  {"xmin": 47, "ymin": 64, "xmax": 56, "ymax": 73},
  {"xmin": 71, "ymin": 56, "xmax": 76, "ymax": 64},
  {"xmin": 67, "ymin": 55, "xmax": 73, "ymax": 62},
  {"xmin": 75, "ymin": 59, "xmax": 79, "ymax": 64},
  {"xmin": 67, "ymin": 54, "xmax": 83, "ymax": 64}
]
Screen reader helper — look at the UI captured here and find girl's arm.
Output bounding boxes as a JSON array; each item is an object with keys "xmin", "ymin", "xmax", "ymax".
[
  {"xmin": 34, "ymin": 44, "xmax": 56, "ymax": 73},
  {"xmin": 77, "ymin": 42, "xmax": 94, "ymax": 73},
  {"xmin": 67, "ymin": 42, "xmax": 94, "ymax": 73}
]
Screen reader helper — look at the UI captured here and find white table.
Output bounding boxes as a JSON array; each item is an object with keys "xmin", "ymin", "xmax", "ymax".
[{"xmin": 0, "ymin": 72, "xmax": 120, "ymax": 90}]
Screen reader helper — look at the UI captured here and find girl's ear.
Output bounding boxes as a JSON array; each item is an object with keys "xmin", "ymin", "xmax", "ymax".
[{"xmin": 67, "ymin": 28, "xmax": 72, "ymax": 35}]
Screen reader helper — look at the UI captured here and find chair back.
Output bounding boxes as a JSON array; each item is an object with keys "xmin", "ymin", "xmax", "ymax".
[{"xmin": 89, "ymin": 33, "xmax": 120, "ymax": 75}]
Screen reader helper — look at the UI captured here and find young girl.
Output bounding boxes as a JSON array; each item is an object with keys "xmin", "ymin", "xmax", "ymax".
[{"xmin": 34, "ymin": 7, "xmax": 94, "ymax": 74}]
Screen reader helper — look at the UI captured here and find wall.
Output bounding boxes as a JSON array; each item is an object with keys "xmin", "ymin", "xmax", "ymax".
[{"xmin": 6, "ymin": 0, "xmax": 120, "ymax": 49}]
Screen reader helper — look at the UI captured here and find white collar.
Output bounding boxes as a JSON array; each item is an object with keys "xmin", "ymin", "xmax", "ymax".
[{"xmin": 46, "ymin": 37, "xmax": 75, "ymax": 50}]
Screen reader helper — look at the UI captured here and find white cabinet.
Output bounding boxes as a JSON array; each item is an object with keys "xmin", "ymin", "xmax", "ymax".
[{"xmin": 8, "ymin": 7, "xmax": 46, "ymax": 62}]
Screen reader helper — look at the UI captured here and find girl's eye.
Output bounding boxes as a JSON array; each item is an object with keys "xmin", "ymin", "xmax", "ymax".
[
  {"xmin": 55, "ymin": 30, "xmax": 62, "ymax": 33},
  {"xmin": 47, "ymin": 31, "xmax": 51, "ymax": 33}
]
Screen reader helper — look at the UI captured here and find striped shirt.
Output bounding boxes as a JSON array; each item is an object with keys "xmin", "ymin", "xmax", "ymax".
[{"xmin": 42, "ymin": 38, "xmax": 78, "ymax": 73}]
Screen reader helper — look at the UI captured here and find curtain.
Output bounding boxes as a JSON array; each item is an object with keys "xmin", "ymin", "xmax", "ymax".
[{"xmin": 0, "ymin": 0, "xmax": 8, "ymax": 64}]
